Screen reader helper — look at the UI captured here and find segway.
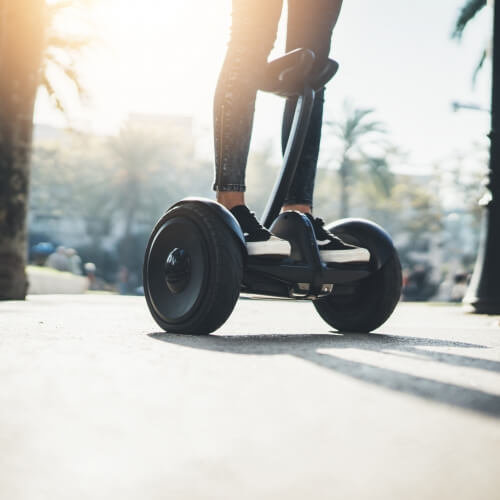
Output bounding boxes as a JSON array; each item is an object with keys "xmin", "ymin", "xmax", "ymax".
[{"xmin": 143, "ymin": 49, "xmax": 402, "ymax": 334}]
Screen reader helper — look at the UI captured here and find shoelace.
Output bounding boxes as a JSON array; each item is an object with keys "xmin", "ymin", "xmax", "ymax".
[
  {"xmin": 311, "ymin": 217, "xmax": 330, "ymax": 240},
  {"xmin": 311, "ymin": 216, "xmax": 346, "ymax": 245},
  {"xmin": 240, "ymin": 209, "xmax": 271, "ymax": 238}
]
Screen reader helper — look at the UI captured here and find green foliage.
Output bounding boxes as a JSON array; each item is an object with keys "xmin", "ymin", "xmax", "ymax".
[
  {"xmin": 453, "ymin": 0, "xmax": 487, "ymax": 40},
  {"xmin": 473, "ymin": 48, "xmax": 488, "ymax": 83}
]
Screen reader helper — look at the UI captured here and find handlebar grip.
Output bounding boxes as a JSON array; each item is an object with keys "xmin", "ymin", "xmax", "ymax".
[
  {"xmin": 260, "ymin": 48, "xmax": 315, "ymax": 97},
  {"xmin": 261, "ymin": 49, "xmax": 338, "ymax": 97}
]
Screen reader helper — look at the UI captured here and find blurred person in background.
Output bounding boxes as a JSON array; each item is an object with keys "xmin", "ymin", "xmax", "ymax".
[
  {"xmin": 66, "ymin": 248, "xmax": 83, "ymax": 275},
  {"xmin": 212, "ymin": 0, "xmax": 370, "ymax": 263},
  {"xmin": 402, "ymin": 265, "xmax": 439, "ymax": 302},
  {"xmin": 82, "ymin": 262, "xmax": 115, "ymax": 292},
  {"xmin": 450, "ymin": 273, "xmax": 469, "ymax": 302},
  {"xmin": 46, "ymin": 246, "xmax": 70, "ymax": 272},
  {"xmin": 84, "ymin": 262, "xmax": 101, "ymax": 291},
  {"xmin": 117, "ymin": 266, "xmax": 130, "ymax": 295},
  {"xmin": 31, "ymin": 242, "xmax": 55, "ymax": 266}
]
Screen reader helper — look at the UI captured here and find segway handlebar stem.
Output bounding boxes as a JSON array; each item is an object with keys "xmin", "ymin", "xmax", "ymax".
[
  {"xmin": 260, "ymin": 50, "xmax": 338, "ymax": 229},
  {"xmin": 261, "ymin": 85, "xmax": 315, "ymax": 229}
]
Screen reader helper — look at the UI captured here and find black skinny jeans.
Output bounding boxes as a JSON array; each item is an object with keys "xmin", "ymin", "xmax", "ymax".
[{"xmin": 213, "ymin": 0, "xmax": 341, "ymax": 206}]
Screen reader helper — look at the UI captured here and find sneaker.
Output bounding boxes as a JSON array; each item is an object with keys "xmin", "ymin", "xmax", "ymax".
[
  {"xmin": 305, "ymin": 213, "xmax": 370, "ymax": 264},
  {"xmin": 230, "ymin": 205, "xmax": 291, "ymax": 258}
]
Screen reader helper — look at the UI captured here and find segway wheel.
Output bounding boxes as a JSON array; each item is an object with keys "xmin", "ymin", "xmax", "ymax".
[
  {"xmin": 314, "ymin": 253, "xmax": 402, "ymax": 333},
  {"xmin": 143, "ymin": 203, "xmax": 243, "ymax": 334}
]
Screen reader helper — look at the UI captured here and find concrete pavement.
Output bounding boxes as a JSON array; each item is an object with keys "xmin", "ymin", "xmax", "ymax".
[{"xmin": 0, "ymin": 295, "xmax": 499, "ymax": 499}]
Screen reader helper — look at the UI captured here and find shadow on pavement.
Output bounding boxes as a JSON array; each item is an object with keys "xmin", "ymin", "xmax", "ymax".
[{"xmin": 149, "ymin": 331, "xmax": 500, "ymax": 418}]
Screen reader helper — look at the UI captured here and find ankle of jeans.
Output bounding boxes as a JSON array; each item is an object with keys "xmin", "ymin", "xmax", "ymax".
[
  {"xmin": 283, "ymin": 199, "xmax": 313, "ymax": 209},
  {"xmin": 213, "ymin": 183, "xmax": 246, "ymax": 192}
]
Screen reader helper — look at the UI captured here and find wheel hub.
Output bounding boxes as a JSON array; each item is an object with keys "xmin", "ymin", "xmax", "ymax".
[{"xmin": 164, "ymin": 248, "xmax": 191, "ymax": 294}]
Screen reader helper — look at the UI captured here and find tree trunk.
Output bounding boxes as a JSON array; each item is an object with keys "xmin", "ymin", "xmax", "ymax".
[
  {"xmin": 339, "ymin": 159, "xmax": 350, "ymax": 219},
  {"xmin": 0, "ymin": 0, "xmax": 45, "ymax": 299}
]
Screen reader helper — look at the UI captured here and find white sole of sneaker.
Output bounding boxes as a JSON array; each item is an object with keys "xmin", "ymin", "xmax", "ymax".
[
  {"xmin": 246, "ymin": 237, "xmax": 291, "ymax": 258},
  {"xmin": 319, "ymin": 247, "xmax": 371, "ymax": 263}
]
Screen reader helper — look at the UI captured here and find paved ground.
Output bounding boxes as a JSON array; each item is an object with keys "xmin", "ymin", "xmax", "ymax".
[{"xmin": 1, "ymin": 295, "xmax": 499, "ymax": 500}]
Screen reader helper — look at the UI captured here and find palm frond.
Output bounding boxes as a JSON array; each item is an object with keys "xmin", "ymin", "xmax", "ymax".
[
  {"xmin": 452, "ymin": 0, "xmax": 487, "ymax": 39},
  {"xmin": 365, "ymin": 157, "xmax": 394, "ymax": 196},
  {"xmin": 350, "ymin": 121, "xmax": 387, "ymax": 140},
  {"xmin": 46, "ymin": 34, "xmax": 91, "ymax": 53},
  {"xmin": 40, "ymin": 0, "xmax": 93, "ymax": 115},
  {"xmin": 472, "ymin": 47, "xmax": 488, "ymax": 84},
  {"xmin": 342, "ymin": 107, "xmax": 385, "ymax": 137},
  {"xmin": 40, "ymin": 72, "xmax": 65, "ymax": 114},
  {"xmin": 43, "ymin": 52, "xmax": 86, "ymax": 97},
  {"xmin": 345, "ymin": 107, "xmax": 376, "ymax": 131},
  {"xmin": 59, "ymin": 62, "xmax": 86, "ymax": 97}
]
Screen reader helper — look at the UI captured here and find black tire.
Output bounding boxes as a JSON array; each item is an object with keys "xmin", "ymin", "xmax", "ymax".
[
  {"xmin": 143, "ymin": 203, "xmax": 243, "ymax": 334},
  {"xmin": 314, "ymin": 252, "xmax": 402, "ymax": 333}
]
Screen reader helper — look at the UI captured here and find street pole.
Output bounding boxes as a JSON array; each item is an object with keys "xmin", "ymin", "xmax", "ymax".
[{"xmin": 464, "ymin": 0, "xmax": 500, "ymax": 313}]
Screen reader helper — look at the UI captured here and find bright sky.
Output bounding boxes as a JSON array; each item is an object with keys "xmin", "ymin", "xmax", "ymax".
[{"xmin": 35, "ymin": 0, "xmax": 492, "ymax": 171}]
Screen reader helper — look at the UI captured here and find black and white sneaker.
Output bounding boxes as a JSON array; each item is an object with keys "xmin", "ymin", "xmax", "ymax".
[
  {"xmin": 305, "ymin": 213, "xmax": 370, "ymax": 264},
  {"xmin": 230, "ymin": 205, "xmax": 291, "ymax": 258}
]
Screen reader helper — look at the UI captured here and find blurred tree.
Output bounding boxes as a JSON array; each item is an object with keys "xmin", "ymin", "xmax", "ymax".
[
  {"xmin": 445, "ymin": 143, "xmax": 489, "ymax": 232},
  {"xmin": 108, "ymin": 124, "xmax": 169, "ymax": 243},
  {"xmin": 30, "ymin": 118, "xmax": 212, "ymax": 286},
  {"xmin": 0, "ymin": 0, "xmax": 89, "ymax": 299},
  {"xmin": 323, "ymin": 103, "xmax": 394, "ymax": 218},
  {"xmin": 391, "ymin": 181, "xmax": 444, "ymax": 259},
  {"xmin": 105, "ymin": 122, "xmax": 186, "ymax": 278},
  {"xmin": 312, "ymin": 167, "xmax": 340, "ymax": 219},
  {"xmin": 30, "ymin": 133, "xmax": 114, "ymax": 247}
]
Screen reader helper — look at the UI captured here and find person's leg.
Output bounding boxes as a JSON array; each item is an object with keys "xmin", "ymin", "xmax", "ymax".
[
  {"xmin": 281, "ymin": 0, "xmax": 370, "ymax": 263},
  {"xmin": 214, "ymin": 0, "xmax": 292, "ymax": 257},
  {"xmin": 213, "ymin": 0, "xmax": 283, "ymax": 210},
  {"xmin": 281, "ymin": 0, "xmax": 343, "ymax": 212}
]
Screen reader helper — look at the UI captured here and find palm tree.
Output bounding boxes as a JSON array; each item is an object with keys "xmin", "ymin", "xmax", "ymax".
[
  {"xmin": 453, "ymin": 0, "xmax": 488, "ymax": 81},
  {"xmin": 325, "ymin": 103, "xmax": 394, "ymax": 218},
  {"xmin": 0, "ymin": 0, "xmax": 88, "ymax": 299},
  {"xmin": 454, "ymin": 0, "xmax": 500, "ymax": 313}
]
